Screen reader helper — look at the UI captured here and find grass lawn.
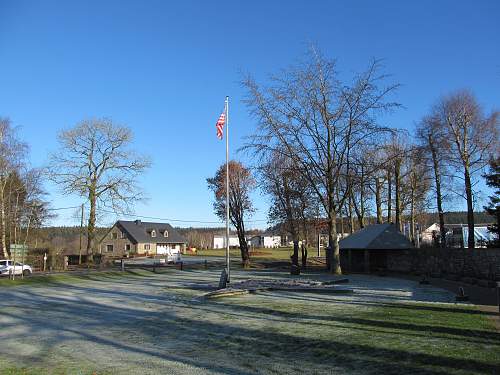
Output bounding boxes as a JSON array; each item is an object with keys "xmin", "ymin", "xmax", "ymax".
[
  {"xmin": 0, "ymin": 269, "xmax": 498, "ymax": 374},
  {"xmin": 0, "ymin": 269, "xmax": 155, "ymax": 287}
]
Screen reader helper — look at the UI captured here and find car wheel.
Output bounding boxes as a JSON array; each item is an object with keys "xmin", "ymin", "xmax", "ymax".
[{"xmin": 23, "ymin": 269, "xmax": 31, "ymax": 277}]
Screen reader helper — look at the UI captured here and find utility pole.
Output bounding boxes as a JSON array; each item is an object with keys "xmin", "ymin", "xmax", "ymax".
[{"xmin": 79, "ymin": 203, "xmax": 84, "ymax": 265}]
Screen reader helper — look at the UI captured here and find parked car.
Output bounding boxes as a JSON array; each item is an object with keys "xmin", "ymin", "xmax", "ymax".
[
  {"xmin": 0, "ymin": 260, "xmax": 32, "ymax": 277},
  {"xmin": 166, "ymin": 251, "xmax": 182, "ymax": 264}
]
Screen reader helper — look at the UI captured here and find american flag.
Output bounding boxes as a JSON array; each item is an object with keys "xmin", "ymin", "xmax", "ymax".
[{"xmin": 216, "ymin": 112, "xmax": 226, "ymax": 140}]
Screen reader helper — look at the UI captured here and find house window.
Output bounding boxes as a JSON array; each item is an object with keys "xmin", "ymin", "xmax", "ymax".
[
  {"xmin": 144, "ymin": 244, "xmax": 151, "ymax": 250},
  {"xmin": 125, "ymin": 244, "xmax": 131, "ymax": 251},
  {"xmin": 120, "ymin": 232, "xmax": 126, "ymax": 239},
  {"xmin": 111, "ymin": 232, "xmax": 118, "ymax": 239},
  {"xmin": 164, "ymin": 231, "xmax": 168, "ymax": 238},
  {"xmin": 151, "ymin": 230, "xmax": 156, "ymax": 238},
  {"xmin": 106, "ymin": 245, "xmax": 114, "ymax": 252}
]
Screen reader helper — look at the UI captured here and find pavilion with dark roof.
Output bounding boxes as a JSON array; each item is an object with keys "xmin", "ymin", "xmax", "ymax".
[{"xmin": 339, "ymin": 223, "xmax": 414, "ymax": 273}]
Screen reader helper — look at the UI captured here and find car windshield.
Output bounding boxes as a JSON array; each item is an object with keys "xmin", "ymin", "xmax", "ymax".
[{"xmin": 0, "ymin": 260, "xmax": 8, "ymax": 266}]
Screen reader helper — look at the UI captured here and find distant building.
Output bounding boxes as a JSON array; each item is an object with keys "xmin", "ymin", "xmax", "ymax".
[
  {"xmin": 420, "ymin": 223, "xmax": 496, "ymax": 248},
  {"xmin": 213, "ymin": 234, "xmax": 244, "ymax": 249},
  {"xmin": 249, "ymin": 233, "xmax": 282, "ymax": 248},
  {"xmin": 99, "ymin": 220, "xmax": 187, "ymax": 257}
]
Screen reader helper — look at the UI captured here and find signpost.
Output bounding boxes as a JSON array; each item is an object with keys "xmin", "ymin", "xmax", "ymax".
[
  {"xmin": 10, "ymin": 244, "xmax": 28, "ymax": 280},
  {"xmin": 10, "ymin": 244, "xmax": 28, "ymax": 258}
]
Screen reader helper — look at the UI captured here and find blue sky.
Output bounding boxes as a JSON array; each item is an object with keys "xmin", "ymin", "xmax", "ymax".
[{"xmin": 0, "ymin": 0, "xmax": 499, "ymax": 228}]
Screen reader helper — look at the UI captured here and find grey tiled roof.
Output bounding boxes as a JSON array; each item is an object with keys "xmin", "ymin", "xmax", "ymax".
[
  {"xmin": 117, "ymin": 220, "xmax": 187, "ymax": 244},
  {"xmin": 339, "ymin": 223, "xmax": 413, "ymax": 250}
]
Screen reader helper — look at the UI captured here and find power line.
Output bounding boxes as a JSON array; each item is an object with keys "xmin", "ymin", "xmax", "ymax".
[
  {"xmin": 97, "ymin": 208, "xmax": 268, "ymax": 224},
  {"xmin": 46, "ymin": 205, "xmax": 82, "ymax": 211},
  {"xmin": 46, "ymin": 205, "xmax": 268, "ymax": 224}
]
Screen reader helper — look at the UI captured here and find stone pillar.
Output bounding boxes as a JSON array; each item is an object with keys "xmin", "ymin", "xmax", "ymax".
[{"xmin": 364, "ymin": 250, "xmax": 370, "ymax": 273}]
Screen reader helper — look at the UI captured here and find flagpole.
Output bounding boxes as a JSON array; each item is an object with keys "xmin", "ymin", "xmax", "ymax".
[{"xmin": 225, "ymin": 95, "xmax": 230, "ymax": 284}]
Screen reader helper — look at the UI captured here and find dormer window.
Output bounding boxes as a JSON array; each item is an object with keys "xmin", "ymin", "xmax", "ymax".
[
  {"xmin": 163, "ymin": 230, "xmax": 168, "ymax": 238},
  {"xmin": 151, "ymin": 230, "xmax": 156, "ymax": 238}
]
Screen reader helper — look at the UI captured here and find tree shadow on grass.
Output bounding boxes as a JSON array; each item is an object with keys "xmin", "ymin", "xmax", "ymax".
[
  {"xmin": 1, "ymin": 283, "xmax": 499, "ymax": 375},
  {"xmin": 219, "ymin": 293, "xmax": 500, "ymax": 343},
  {"xmin": 261, "ymin": 289, "xmax": 499, "ymax": 316}
]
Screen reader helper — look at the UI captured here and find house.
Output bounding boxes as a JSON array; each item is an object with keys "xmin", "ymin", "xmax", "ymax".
[
  {"xmin": 99, "ymin": 220, "xmax": 187, "ymax": 257},
  {"xmin": 339, "ymin": 223, "xmax": 413, "ymax": 273},
  {"xmin": 420, "ymin": 223, "xmax": 497, "ymax": 248}
]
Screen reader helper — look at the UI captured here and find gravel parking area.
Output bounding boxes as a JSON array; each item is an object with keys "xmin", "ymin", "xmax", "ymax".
[{"xmin": 0, "ymin": 269, "xmax": 497, "ymax": 375}]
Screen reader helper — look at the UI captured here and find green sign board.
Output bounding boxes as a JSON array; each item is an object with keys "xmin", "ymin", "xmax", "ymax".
[{"xmin": 10, "ymin": 244, "xmax": 28, "ymax": 258}]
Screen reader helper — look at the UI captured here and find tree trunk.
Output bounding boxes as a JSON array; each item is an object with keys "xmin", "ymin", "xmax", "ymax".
[
  {"xmin": 410, "ymin": 188, "xmax": 415, "ymax": 243},
  {"xmin": 301, "ymin": 242, "xmax": 308, "ymax": 270},
  {"xmin": 375, "ymin": 177, "xmax": 383, "ymax": 224},
  {"xmin": 291, "ymin": 239, "xmax": 299, "ymax": 267},
  {"xmin": 464, "ymin": 167, "xmax": 475, "ymax": 249},
  {"xmin": 387, "ymin": 170, "xmax": 392, "ymax": 223},
  {"xmin": 352, "ymin": 192, "xmax": 365, "ymax": 229},
  {"xmin": 328, "ymin": 209, "xmax": 341, "ymax": 274},
  {"xmin": 429, "ymin": 141, "xmax": 446, "ymax": 247},
  {"xmin": 0, "ymin": 185, "xmax": 6, "ymax": 258},
  {"xmin": 86, "ymin": 185, "xmax": 97, "ymax": 262},
  {"xmin": 394, "ymin": 161, "xmax": 401, "ymax": 231},
  {"xmin": 348, "ymin": 194, "xmax": 354, "ymax": 233},
  {"xmin": 237, "ymin": 228, "xmax": 250, "ymax": 268}
]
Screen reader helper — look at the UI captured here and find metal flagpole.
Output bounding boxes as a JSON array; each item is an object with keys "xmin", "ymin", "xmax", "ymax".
[{"xmin": 225, "ymin": 96, "xmax": 230, "ymax": 283}]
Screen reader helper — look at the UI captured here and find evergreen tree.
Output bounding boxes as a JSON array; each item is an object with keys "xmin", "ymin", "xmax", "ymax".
[{"xmin": 483, "ymin": 156, "xmax": 500, "ymax": 246}]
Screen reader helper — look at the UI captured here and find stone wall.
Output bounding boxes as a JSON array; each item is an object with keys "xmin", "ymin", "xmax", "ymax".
[{"xmin": 387, "ymin": 248, "xmax": 500, "ymax": 281}]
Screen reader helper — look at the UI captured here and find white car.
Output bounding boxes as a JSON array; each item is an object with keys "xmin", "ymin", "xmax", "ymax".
[{"xmin": 0, "ymin": 260, "xmax": 32, "ymax": 277}]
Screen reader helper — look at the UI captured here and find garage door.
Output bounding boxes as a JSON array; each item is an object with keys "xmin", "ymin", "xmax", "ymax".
[{"xmin": 157, "ymin": 244, "xmax": 168, "ymax": 255}]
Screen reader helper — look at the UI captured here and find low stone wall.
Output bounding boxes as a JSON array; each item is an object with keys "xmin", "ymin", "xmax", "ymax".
[{"xmin": 387, "ymin": 248, "xmax": 500, "ymax": 281}]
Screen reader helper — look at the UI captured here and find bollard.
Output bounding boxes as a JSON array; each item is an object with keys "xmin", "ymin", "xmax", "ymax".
[
  {"xmin": 121, "ymin": 259, "xmax": 125, "ymax": 272},
  {"xmin": 180, "ymin": 262, "xmax": 183, "ymax": 271}
]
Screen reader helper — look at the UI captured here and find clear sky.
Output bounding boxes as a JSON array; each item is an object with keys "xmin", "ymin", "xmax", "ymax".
[{"xmin": 0, "ymin": 0, "xmax": 499, "ymax": 228}]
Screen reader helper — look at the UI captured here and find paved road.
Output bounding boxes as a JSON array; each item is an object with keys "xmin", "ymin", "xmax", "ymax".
[{"xmin": 121, "ymin": 255, "xmax": 227, "ymax": 266}]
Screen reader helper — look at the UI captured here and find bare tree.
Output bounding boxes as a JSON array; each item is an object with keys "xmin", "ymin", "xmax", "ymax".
[
  {"xmin": 406, "ymin": 147, "xmax": 431, "ymax": 243},
  {"xmin": 416, "ymin": 115, "xmax": 450, "ymax": 246},
  {"xmin": 436, "ymin": 91, "xmax": 499, "ymax": 248},
  {"xmin": 259, "ymin": 150, "xmax": 312, "ymax": 272},
  {"xmin": 207, "ymin": 160, "xmax": 255, "ymax": 267},
  {"xmin": 382, "ymin": 135, "xmax": 405, "ymax": 230},
  {"xmin": 243, "ymin": 51, "xmax": 400, "ymax": 274},
  {"xmin": 49, "ymin": 119, "xmax": 151, "ymax": 258},
  {"xmin": 0, "ymin": 119, "xmax": 29, "ymax": 258}
]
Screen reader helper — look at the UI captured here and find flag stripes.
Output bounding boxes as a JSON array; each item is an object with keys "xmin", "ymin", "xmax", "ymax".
[{"xmin": 216, "ymin": 112, "xmax": 226, "ymax": 140}]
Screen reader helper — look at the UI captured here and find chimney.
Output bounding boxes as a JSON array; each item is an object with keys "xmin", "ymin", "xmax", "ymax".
[{"xmin": 134, "ymin": 220, "xmax": 142, "ymax": 225}]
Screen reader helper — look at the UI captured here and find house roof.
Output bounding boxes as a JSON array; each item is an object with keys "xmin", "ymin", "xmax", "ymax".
[
  {"xmin": 339, "ymin": 223, "xmax": 413, "ymax": 250},
  {"xmin": 116, "ymin": 220, "xmax": 187, "ymax": 244}
]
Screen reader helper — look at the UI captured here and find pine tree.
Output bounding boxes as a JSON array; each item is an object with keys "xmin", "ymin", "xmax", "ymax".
[{"xmin": 483, "ymin": 156, "xmax": 500, "ymax": 246}]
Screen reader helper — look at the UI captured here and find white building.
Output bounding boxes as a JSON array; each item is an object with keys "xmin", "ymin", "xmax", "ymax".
[
  {"xmin": 420, "ymin": 223, "xmax": 497, "ymax": 248},
  {"xmin": 213, "ymin": 234, "xmax": 249, "ymax": 249},
  {"xmin": 249, "ymin": 234, "xmax": 282, "ymax": 248}
]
